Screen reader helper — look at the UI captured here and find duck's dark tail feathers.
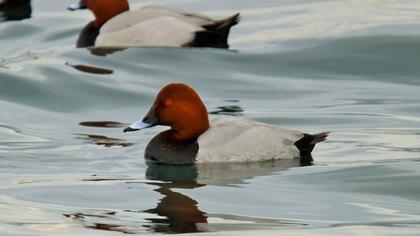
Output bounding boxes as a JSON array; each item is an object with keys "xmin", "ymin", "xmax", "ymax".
[
  {"xmin": 295, "ymin": 132, "xmax": 329, "ymax": 157},
  {"xmin": 311, "ymin": 132, "xmax": 329, "ymax": 144},
  {"xmin": 188, "ymin": 13, "xmax": 240, "ymax": 48},
  {"xmin": 216, "ymin": 13, "xmax": 240, "ymax": 32}
]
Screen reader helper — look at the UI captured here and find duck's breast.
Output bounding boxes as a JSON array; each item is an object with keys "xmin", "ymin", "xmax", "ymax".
[{"xmin": 196, "ymin": 116, "xmax": 304, "ymax": 163}]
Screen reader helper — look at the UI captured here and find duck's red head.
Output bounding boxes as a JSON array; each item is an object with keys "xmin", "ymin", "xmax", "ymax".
[
  {"xmin": 124, "ymin": 83, "xmax": 210, "ymax": 141},
  {"xmin": 69, "ymin": 0, "xmax": 129, "ymax": 28}
]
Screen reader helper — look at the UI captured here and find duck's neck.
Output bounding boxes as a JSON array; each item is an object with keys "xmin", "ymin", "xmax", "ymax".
[{"xmin": 170, "ymin": 119, "xmax": 210, "ymax": 141}]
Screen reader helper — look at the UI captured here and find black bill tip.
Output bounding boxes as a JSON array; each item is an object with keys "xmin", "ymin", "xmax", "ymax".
[{"xmin": 123, "ymin": 127, "xmax": 140, "ymax": 133}]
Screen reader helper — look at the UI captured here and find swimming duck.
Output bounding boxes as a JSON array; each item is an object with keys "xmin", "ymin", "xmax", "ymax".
[
  {"xmin": 69, "ymin": 0, "xmax": 240, "ymax": 48},
  {"xmin": 0, "ymin": 0, "xmax": 31, "ymax": 22},
  {"xmin": 123, "ymin": 83, "xmax": 329, "ymax": 164}
]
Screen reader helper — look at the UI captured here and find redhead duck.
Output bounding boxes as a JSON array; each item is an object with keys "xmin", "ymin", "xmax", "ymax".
[
  {"xmin": 124, "ymin": 83, "xmax": 329, "ymax": 165},
  {"xmin": 69, "ymin": 0, "xmax": 240, "ymax": 48}
]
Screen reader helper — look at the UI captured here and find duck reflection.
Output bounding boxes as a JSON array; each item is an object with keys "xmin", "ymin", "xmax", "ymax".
[
  {"xmin": 88, "ymin": 47, "xmax": 126, "ymax": 56},
  {"xmin": 143, "ymin": 165, "xmax": 205, "ymax": 233},
  {"xmin": 143, "ymin": 158, "xmax": 311, "ymax": 233},
  {"xmin": 0, "ymin": 0, "xmax": 31, "ymax": 22},
  {"xmin": 64, "ymin": 158, "xmax": 312, "ymax": 234}
]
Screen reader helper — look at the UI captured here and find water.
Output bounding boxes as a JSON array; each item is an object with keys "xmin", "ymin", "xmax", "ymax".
[{"xmin": 1, "ymin": 0, "xmax": 420, "ymax": 235}]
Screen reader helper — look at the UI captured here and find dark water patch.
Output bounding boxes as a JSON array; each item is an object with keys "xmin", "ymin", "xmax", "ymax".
[
  {"xmin": 79, "ymin": 121, "xmax": 125, "ymax": 128},
  {"xmin": 85, "ymin": 223, "xmax": 135, "ymax": 235},
  {"xmin": 64, "ymin": 211, "xmax": 116, "ymax": 219},
  {"xmin": 146, "ymin": 165, "xmax": 200, "ymax": 183},
  {"xmin": 66, "ymin": 62, "xmax": 114, "ymax": 75},
  {"xmin": 76, "ymin": 134, "xmax": 133, "ymax": 147},
  {"xmin": 223, "ymin": 99, "xmax": 239, "ymax": 102},
  {"xmin": 83, "ymin": 174, "xmax": 138, "ymax": 182},
  {"xmin": 209, "ymin": 105, "xmax": 244, "ymax": 115},
  {"xmin": 88, "ymin": 47, "xmax": 126, "ymax": 56},
  {"xmin": 83, "ymin": 178, "xmax": 137, "ymax": 182},
  {"xmin": 64, "ymin": 212, "xmax": 136, "ymax": 234}
]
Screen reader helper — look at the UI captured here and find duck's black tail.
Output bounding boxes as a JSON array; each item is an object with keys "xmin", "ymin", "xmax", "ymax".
[
  {"xmin": 189, "ymin": 13, "xmax": 240, "ymax": 48},
  {"xmin": 215, "ymin": 13, "xmax": 240, "ymax": 33},
  {"xmin": 295, "ymin": 132, "xmax": 329, "ymax": 157}
]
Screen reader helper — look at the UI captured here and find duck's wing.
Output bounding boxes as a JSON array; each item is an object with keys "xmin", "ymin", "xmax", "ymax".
[
  {"xmin": 139, "ymin": 6, "xmax": 240, "ymax": 48},
  {"xmin": 196, "ymin": 116, "xmax": 304, "ymax": 163},
  {"xmin": 96, "ymin": 16, "xmax": 203, "ymax": 47},
  {"xmin": 97, "ymin": 5, "xmax": 239, "ymax": 48},
  {"xmin": 100, "ymin": 5, "xmax": 216, "ymax": 34}
]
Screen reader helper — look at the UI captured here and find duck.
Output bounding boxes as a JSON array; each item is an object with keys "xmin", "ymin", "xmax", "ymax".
[
  {"xmin": 68, "ymin": 0, "xmax": 240, "ymax": 48},
  {"xmin": 0, "ymin": 0, "xmax": 31, "ymax": 22},
  {"xmin": 123, "ymin": 83, "xmax": 329, "ymax": 164}
]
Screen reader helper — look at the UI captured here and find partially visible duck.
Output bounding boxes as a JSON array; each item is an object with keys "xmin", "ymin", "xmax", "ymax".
[
  {"xmin": 0, "ymin": 0, "xmax": 31, "ymax": 22},
  {"xmin": 124, "ymin": 83, "xmax": 329, "ymax": 165},
  {"xmin": 69, "ymin": 0, "xmax": 240, "ymax": 48}
]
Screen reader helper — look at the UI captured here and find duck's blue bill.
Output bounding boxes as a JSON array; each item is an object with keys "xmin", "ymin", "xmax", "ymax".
[{"xmin": 123, "ymin": 120, "xmax": 153, "ymax": 132}]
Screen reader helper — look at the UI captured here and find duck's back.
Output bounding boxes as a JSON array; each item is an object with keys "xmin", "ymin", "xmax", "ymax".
[
  {"xmin": 100, "ymin": 5, "xmax": 214, "ymax": 33},
  {"xmin": 96, "ymin": 5, "xmax": 220, "ymax": 47},
  {"xmin": 96, "ymin": 16, "xmax": 202, "ymax": 47},
  {"xmin": 196, "ymin": 116, "xmax": 304, "ymax": 163}
]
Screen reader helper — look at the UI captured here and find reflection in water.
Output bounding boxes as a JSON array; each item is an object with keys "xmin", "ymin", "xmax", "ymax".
[
  {"xmin": 65, "ymin": 63, "xmax": 114, "ymax": 75},
  {"xmin": 143, "ymin": 165, "xmax": 207, "ymax": 233},
  {"xmin": 146, "ymin": 159, "xmax": 310, "ymax": 185},
  {"xmin": 143, "ymin": 182, "xmax": 207, "ymax": 233},
  {"xmin": 142, "ymin": 160, "xmax": 308, "ymax": 233},
  {"xmin": 64, "ymin": 160, "xmax": 310, "ymax": 234},
  {"xmin": 88, "ymin": 47, "xmax": 126, "ymax": 57},
  {"xmin": 76, "ymin": 134, "xmax": 133, "ymax": 147},
  {"xmin": 209, "ymin": 105, "xmax": 244, "ymax": 115},
  {"xmin": 0, "ymin": 0, "xmax": 31, "ymax": 21},
  {"xmin": 146, "ymin": 165, "xmax": 199, "ymax": 182},
  {"xmin": 63, "ymin": 212, "xmax": 134, "ymax": 234},
  {"xmin": 79, "ymin": 121, "xmax": 125, "ymax": 128}
]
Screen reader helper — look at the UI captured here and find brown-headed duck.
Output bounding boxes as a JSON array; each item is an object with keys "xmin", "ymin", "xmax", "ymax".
[
  {"xmin": 124, "ymin": 83, "xmax": 329, "ymax": 165},
  {"xmin": 69, "ymin": 0, "xmax": 240, "ymax": 48}
]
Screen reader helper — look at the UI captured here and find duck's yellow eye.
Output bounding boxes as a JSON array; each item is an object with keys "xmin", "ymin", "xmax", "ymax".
[{"xmin": 164, "ymin": 98, "xmax": 173, "ymax": 107}]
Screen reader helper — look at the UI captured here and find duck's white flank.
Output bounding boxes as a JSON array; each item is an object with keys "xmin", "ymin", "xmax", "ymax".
[
  {"xmin": 197, "ymin": 116, "xmax": 304, "ymax": 163},
  {"xmin": 96, "ymin": 5, "xmax": 215, "ymax": 47}
]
